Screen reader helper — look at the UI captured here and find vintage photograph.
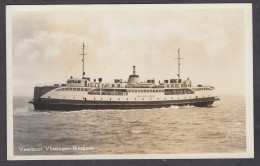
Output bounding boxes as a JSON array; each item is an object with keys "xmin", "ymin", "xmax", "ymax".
[{"xmin": 6, "ymin": 4, "xmax": 253, "ymax": 159}]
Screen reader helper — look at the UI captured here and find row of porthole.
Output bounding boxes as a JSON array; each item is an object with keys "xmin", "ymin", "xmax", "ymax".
[
  {"xmin": 55, "ymin": 95, "xmax": 210, "ymax": 100},
  {"xmin": 81, "ymin": 96, "xmax": 198, "ymax": 101}
]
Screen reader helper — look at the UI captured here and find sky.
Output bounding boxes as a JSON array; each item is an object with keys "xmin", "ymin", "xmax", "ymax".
[{"xmin": 9, "ymin": 5, "xmax": 251, "ymax": 96}]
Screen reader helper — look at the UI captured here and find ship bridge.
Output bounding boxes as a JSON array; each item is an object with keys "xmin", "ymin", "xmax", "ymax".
[{"xmin": 66, "ymin": 76, "xmax": 90, "ymax": 87}]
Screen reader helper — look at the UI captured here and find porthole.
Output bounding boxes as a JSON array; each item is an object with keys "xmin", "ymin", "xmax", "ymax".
[{"xmin": 94, "ymin": 98, "xmax": 95, "ymax": 100}]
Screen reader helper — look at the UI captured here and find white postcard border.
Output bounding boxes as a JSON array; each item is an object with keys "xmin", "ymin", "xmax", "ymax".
[{"xmin": 6, "ymin": 4, "xmax": 254, "ymax": 160}]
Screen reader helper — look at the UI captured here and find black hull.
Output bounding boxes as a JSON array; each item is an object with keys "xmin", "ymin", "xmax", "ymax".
[{"xmin": 32, "ymin": 97, "xmax": 219, "ymax": 111}]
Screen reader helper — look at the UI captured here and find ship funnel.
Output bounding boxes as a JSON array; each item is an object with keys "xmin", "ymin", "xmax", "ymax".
[
  {"xmin": 133, "ymin": 66, "xmax": 136, "ymax": 75},
  {"xmin": 127, "ymin": 66, "xmax": 140, "ymax": 84}
]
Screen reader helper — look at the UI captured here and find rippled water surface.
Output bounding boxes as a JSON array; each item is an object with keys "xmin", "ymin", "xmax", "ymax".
[{"xmin": 13, "ymin": 95, "xmax": 246, "ymax": 155}]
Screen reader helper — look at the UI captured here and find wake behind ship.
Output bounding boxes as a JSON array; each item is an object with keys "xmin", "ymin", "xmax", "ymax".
[{"xmin": 29, "ymin": 43, "xmax": 219, "ymax": 110}]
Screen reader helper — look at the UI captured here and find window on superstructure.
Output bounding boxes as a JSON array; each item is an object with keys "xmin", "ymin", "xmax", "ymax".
[
  {"xmin": 77, "ymin": 88, "xmax": 80, "ymax": 91},
  {"xmin": 81, "ymin": 88, "xmax": 84, "ymax": 91},
  {"xmin": 73, "ymin": 88, "xmax": 76, "ymax": 91},
  {"xmin": 164, "ymin": 89, "xmax": 194, "ymax": 95}
]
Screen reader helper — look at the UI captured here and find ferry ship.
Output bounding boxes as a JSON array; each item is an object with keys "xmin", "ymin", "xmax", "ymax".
[{"xmin": 30, "ymin": 43, "xmax": 219, "ymax": 110}]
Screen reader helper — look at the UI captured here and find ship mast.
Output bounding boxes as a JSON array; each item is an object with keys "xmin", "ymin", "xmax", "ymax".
[
  {"xmin": 175, "ymin": 48, "xmax": 183, "ymax": 82},
  {"xmin": 80, "ymin": 42, "xmax": 86, "ymax": 79}
]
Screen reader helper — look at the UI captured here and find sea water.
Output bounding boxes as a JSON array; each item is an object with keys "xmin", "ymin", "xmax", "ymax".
[{"xmin": 13, "ymin": 95, "xmax": 246, "ymax": 155}]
